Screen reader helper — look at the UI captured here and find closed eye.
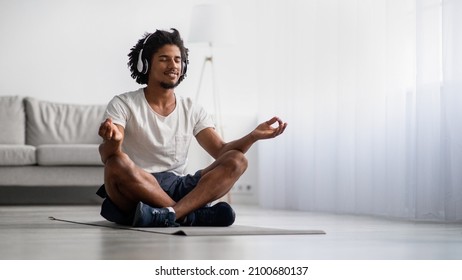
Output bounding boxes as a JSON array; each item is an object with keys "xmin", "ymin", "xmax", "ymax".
[{"xmin": 158, "ymin": 55, "xmax": 182, "ymax": 63}]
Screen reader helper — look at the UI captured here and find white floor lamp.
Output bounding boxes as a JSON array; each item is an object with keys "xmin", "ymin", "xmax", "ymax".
[{"xmin": 188, "ymin": 4, "xmax": 235, "ymax": 139}]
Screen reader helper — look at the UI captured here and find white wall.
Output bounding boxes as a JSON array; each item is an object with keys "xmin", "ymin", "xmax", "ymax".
[
  {"xmin": 0, "ymin": 0, "xmax": 261, "ymax": 204},
  {"xmin": 0, "ymin": 0, "xmax": 258, "ymax": 107}
]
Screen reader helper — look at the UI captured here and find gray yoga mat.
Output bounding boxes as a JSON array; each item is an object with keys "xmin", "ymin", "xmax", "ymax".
[{"xmin": 49, "ymin": 216, "xmax": 326, "ymax": 236}]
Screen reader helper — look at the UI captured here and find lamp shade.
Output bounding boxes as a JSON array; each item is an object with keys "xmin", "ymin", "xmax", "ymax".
[{"xmin": 188, "ymin": 4, "xmax": 235, "ymax": 45}]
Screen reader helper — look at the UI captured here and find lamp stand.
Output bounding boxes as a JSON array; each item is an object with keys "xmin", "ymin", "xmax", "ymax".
[{"xmin": 194, "ymin": 46, "xmax": 224, "ymax": 139}]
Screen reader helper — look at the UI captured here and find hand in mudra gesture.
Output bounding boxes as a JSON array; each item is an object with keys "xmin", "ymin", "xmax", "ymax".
[
  {"xmin": 98, "ymin": 118, "xmax": 123, "ymax": 142},
  {"xmin": 252, "ymin": 116, "xmax": 288, "ymax": 140}
]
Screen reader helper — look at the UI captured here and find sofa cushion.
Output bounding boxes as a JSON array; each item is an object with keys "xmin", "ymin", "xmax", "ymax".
[
  {"xmin": 0, "ymin": 96, "xmax": 26, "ymax": 144},
  {"xmin": 36, "ymin": 144, "xmax": 103, "ymax": 166},
  {"xmin": 24, "ymin": 97, "xmax": 106, "ymax": 146},
  {"xmin": 0, "ymin": 145, "xmax": 36, "ymax": 166}
]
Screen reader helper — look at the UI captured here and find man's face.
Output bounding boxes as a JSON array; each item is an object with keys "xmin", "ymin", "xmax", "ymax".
[{"xmin": 149, "ymin": 44, "xmax": 183, "ymax": 89}]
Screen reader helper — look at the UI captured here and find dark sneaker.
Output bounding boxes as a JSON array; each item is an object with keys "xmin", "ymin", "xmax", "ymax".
[
  {"xmin": 181, "ymin": 202, "xmax": 236, "ymax": 227},
  {"xmin": 132, "ymin": 202, "xmax": 178, "ymax": 227}
]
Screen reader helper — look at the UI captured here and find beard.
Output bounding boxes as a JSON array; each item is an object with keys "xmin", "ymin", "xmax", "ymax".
[{"xmin": 160, "ymin": 80, "xmax": 180, "ymax": 89}]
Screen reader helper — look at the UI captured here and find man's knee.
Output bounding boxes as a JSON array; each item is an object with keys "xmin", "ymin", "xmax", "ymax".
[
  {"xmin": 223, "ymin": 150, "xmax": 248, "ymax": 175},
  {"xmin": 103, "ymin": 153, "xmax": 139, "ymax": 209},
  {"xmin": 104, "ymin": 153, "xmax": 135, "ymax": 179}
]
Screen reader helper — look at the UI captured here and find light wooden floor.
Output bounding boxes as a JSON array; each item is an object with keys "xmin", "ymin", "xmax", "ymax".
[{"xmin": 0, "ymin": 204, "xmax": 461, "ymax": 260}]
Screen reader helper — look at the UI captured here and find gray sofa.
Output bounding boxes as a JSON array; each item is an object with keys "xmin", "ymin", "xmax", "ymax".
[{"xmin": 0, "ymin": 96, "xmax": 105, "ymax": 204}]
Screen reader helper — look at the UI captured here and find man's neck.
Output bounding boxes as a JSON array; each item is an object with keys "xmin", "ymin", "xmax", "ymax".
[
  {"xmin": 144, "ymin": 86, "xmax": 176, "ymax": 116},
  {"xmin": 144, "ymin": 85, "xmax": 174, "ymax": 104}
]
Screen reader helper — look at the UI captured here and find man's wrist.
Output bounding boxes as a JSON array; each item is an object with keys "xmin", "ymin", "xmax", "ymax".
[{"xmin": 248, "ymin": 131, "xmax": 259, "ymax": 143}]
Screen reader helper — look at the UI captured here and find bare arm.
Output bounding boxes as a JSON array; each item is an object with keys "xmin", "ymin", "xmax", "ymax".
[
  {"xmin": 197, "ymin": 116, "xmax": 288, "ymax": 159},
  {"xmin": 98, "ymin": 118, "xmax": 125, "ymax": 164}
]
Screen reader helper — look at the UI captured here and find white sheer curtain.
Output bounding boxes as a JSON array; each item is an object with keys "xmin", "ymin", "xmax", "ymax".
[{"xmin": 256, "ymin": 0, "xmax": 462, "ymax": 221}]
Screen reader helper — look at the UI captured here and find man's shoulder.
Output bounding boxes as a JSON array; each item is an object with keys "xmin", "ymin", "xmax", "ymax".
[
  {"xmin": 110, "ymin": 88, "xmax": 144, "ymax": 106},
  {"xmin": 117, "ymin": 88, "xmax": 143, "ymax": 101},
  {"xmin": 176, "ymin": 95, "xmax": 194, "ymax": 107}
]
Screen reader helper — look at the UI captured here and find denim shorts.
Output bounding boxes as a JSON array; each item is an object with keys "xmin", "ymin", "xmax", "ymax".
[{"xmin": 96, "ymin": 170, "xmax": 202, "ymax": 225}]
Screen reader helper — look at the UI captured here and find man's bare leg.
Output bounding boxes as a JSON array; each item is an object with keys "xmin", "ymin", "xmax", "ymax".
[
  {"xmin": 173, "ymin": 150, "xmax": 248, "ymax": 220},
  {"xmin": 103, "ymin": 152, "xmax": 176, "ymax": 213},
  {"xmin": 103, "ymin": 149, "xmax": 247, "ymax": 224}
]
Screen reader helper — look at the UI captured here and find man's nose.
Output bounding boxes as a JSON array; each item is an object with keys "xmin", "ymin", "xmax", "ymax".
[{"xmin": 167, "ymin": 58, "xmax": 178, "ymax": 67}]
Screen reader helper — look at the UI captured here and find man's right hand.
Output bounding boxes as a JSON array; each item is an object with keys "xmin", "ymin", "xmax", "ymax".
[{"xmin": 98, "ymin": 118, "xmax": 123, "ymax": 142}]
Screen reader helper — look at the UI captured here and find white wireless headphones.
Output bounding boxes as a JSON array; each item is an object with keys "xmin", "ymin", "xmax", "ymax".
[{"xmin": 136, "ymin": 31, "xmax": 188, "ymax": 77}]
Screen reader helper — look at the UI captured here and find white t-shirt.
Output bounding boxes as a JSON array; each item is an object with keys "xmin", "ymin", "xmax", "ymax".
[{"xmin": 104, "ymin": 88, "xmax": 215, "ymax": 175}]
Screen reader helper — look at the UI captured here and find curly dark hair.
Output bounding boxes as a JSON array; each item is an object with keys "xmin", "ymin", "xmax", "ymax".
[{"xmin": 128, "ymin": 28, "xmax": 189, "ymax": 85}]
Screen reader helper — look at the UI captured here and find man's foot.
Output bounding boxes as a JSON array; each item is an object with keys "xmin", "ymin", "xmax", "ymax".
[
  {"xmin": 132, "ymin": 202, "xmax": 178, "ymax": 227},
  {"xmin": 181, "ymin": 202, "xmax": 235, "ymax": 227}
]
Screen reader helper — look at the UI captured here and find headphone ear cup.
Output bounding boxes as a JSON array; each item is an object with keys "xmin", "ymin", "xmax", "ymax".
[
  {"xmin": 181, "ymin": 60, "xmax": 187, "ymax": 76},
  {"xmin": 137, "ymin": 49, "xmax": 145, "ymax": 73},
  {"xmin": 142, "ymin": 58, "xmax": 148, "ymax": 74}
]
